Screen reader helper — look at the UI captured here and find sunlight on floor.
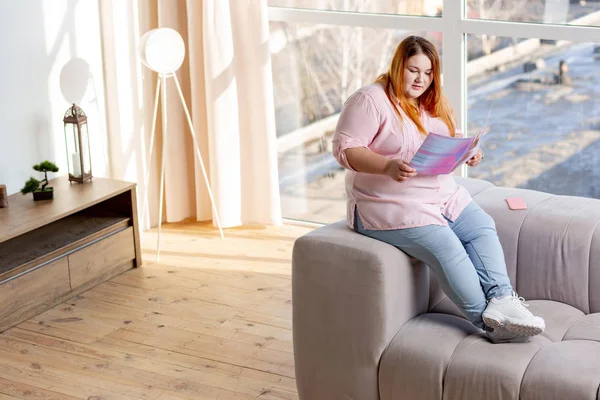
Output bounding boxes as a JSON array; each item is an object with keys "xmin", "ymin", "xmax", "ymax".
[{"xmin": 141, "ymin": 220, "xmax": 313, "ymax": 276}]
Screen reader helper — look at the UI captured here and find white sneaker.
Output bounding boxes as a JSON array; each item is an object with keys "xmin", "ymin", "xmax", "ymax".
[
  {"xmin": 486, "ymin": 326, "xmax": 532, "ymax": 344},
  {"xmin": 482, "ymin": 292, "xmax": 545, "ymax": 336}
]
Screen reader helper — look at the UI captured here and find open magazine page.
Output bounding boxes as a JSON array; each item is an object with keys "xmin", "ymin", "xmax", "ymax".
[{"xmin": 408, "ymin": 131, "xmax": 482, "ymax": 175}]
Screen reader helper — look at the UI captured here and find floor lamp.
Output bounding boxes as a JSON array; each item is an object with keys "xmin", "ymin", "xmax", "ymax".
[{"xmin": 138, "ymin": 28, "xmax": 224, "ymax": 262}]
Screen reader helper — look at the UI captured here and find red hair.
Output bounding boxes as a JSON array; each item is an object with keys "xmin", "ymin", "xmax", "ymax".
[{"xmin": 376, "ymin": 36, "xmax": 456, "ymax": 136}]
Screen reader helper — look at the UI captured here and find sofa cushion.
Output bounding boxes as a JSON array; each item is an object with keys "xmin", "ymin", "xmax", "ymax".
[
  {"xmin": 442, "ymin": 334, "xmax": 549, "ymax": 400},
  {"xmin": 520, "ymin": 341, "xmax": 600, "ymax": 400},
  {"xmin": 517, "ymin": 196, "xmax": 600, "ymax": 314},
  {"xmin": 380, "ymin": 302, "xmax": 600, "ymax": 400},
  {"xmin": 563, "ymin": 313, "xmax": 600, "ymax": 342},
  {"xmin": 527, "ymin": 300, "xmax": 585, "ymax": 342}
]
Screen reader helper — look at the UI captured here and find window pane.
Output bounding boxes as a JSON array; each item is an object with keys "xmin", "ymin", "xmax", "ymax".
[
  {"xmin": 466, "ymin": 0, "xmax": 600, "ymax": 26},
  {"xmin": 467, "ymin": 35, "xmax": 600, "ymax": 198},
  {"xmin": 268, "ymin": 0, "xmax": 443, "ymax": 17},
  {"xmin": 270, "ymin": 22, "xmax": 442, "ymax": 223}
]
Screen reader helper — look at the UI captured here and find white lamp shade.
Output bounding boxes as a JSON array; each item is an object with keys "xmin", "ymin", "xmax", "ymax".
[{"xmin": 138, "ymin": 28, "xmax": 186, "ymax": 74}]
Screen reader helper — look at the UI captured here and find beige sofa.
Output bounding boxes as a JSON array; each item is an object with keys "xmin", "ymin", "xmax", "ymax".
[{"xmin": 291, "ymin": 177, "xmax": 600, "ymax": 400}]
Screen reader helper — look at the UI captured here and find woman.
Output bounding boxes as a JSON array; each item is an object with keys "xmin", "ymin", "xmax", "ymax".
[{"xmin": 332, "ymin": 36, "xmax": 545, "ymax": 343}]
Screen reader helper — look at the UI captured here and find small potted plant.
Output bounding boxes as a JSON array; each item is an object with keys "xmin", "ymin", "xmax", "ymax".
[{"xmin": 21, "ymin": 161, "xmax": 59, "ymax": 201}]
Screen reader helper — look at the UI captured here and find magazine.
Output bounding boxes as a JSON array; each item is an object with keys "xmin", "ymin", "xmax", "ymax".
[{"xmin": 408, "ymin": 130, "xmax": 484, "ymax": 175}]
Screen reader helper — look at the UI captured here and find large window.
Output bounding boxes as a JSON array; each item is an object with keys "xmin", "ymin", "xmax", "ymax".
[
  {"xmin": 271, "ymin": 22, "xmax": 441, "ymax": 223},
  {"xmin": 467, "ymin": 36, "xmax": 600, "ymax": 197},
  {"xmin": 269, "ymin": 0, "xmax": 600, "ymax": 224}
]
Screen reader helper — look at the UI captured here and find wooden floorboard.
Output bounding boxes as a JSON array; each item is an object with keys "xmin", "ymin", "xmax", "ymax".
[{"xmin": 0, "ymin": 220, "xmax": 313, "ymax": 400}]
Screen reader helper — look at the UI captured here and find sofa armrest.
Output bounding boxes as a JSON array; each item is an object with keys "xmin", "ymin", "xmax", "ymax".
[{"xmin": 292, "ymin": 221, "xmax": 429, "ymax": 400}]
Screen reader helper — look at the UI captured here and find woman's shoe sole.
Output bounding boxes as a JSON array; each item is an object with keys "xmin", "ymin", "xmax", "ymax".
[{"xmin": 483, "ymin": 316, "xmax": 544, "ymax": 336}]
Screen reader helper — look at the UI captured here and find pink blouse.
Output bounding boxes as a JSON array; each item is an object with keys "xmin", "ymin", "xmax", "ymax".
[{"xmin": 332, "ymin": 82, "xmax": 472, "ymax": 231}]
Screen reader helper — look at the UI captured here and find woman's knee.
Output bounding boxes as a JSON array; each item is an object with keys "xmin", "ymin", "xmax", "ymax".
[
  {"xmin": 431, "ymin": 235, "xmax": 471, "ymax": 266},
  {"xmin": 480, "ymin": 212, "xmax": 497, "ymax": 231},
  {"xmin": 468, "ymin": 204, "xmax": 497, "ymax": 231}
]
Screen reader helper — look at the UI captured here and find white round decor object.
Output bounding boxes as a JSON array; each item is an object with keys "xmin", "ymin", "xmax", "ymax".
[
  {"xmin": 59, "ymin": 57, "xmax": 91, "ymax": 105},
  {"xmin": 139, "ymin": 28, "xmax": 185, "ymax": 74}
]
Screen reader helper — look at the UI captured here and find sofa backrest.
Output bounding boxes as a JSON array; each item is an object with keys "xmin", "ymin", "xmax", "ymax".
[{"xmin": 451, "ymin": 177, "xmax": 600, "ymax": 315}]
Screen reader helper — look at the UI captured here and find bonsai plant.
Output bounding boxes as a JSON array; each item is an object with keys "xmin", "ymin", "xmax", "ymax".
[{"xmin": 21, "ymin": 161, "xmax": 59, "ymax": 201}]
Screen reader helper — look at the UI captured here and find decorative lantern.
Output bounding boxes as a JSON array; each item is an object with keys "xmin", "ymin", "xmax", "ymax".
[{"xmin": 63, "ymin": 104, "xmax": 92, "ymax": 183}]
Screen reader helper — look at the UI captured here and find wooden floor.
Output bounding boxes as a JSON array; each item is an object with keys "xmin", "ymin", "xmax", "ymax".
[{"xmin": 0, "ymin": 220, "xmax": 313, "ymax": 400}]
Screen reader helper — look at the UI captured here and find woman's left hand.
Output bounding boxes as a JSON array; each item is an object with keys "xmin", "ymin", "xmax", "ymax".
[{"xmin": 467, "ymin": 149, "xmax": 484, "ymax": 167}]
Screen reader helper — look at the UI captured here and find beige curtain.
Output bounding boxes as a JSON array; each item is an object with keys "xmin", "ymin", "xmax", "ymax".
[{"xmin": 99, "ymin": 0, "xmax": 282, "ymax": 230}]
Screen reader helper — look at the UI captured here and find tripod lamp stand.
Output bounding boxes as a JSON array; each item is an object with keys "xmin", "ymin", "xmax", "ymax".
[{"xmin": 138, "ymin": 28, "xmax": 224, "ymax": 262}]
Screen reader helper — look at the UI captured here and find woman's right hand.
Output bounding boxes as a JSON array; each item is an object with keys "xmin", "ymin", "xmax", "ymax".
[{"xmin": 384, "ymin": 158, "xmax": 417, "ymax": 182}]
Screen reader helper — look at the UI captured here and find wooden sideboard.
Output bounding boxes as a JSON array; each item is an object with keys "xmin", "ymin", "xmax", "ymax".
[{"xmin": 0, "ymin": 177, "xmax": 141, "ymax": 332}]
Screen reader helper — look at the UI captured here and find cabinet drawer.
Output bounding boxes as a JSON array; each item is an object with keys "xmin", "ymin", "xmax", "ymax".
[
  {"xmin": 68, "ymin": 227, "xmax": 135, "ymax": 289},
  {"xmin": 0, "ymin": 257, "xmax": 71, "ymax": 331}
]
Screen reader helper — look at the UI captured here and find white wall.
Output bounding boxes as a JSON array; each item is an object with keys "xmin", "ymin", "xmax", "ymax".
[{"xmin": 0, "ymin": 0, "xmax": 109, "ymax": 195}]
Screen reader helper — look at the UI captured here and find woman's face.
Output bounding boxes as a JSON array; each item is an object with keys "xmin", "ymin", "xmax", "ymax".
[{"xmin": 403, "ymin": 53, "xmax": 433, "ymax": 100}]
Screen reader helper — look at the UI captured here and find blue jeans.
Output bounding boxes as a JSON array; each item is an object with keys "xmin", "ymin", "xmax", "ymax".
[{"xmin": 354, "ymin": 201, "xmax": 513, "ymax": 330}]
